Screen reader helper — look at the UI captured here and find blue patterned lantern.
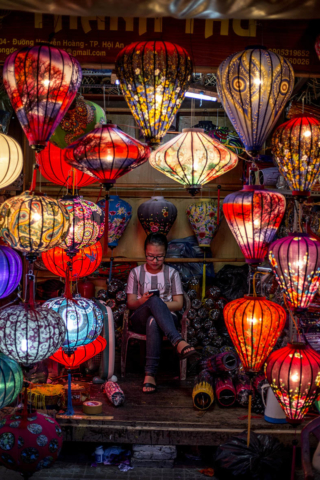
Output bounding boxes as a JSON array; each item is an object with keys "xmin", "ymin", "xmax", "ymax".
[
  {"xmin": 97, "ymin": 195, "xmax": 132, "ymax": 247},
  {"xmin": 0, "ymin": 246, "xmax": 22, "ymax": 299},
  {"xmin": 216, "ymin": 47, "xmax": 294, "ymax": 156},
  {"xmin": 0, "ymin": 352, "xmax": 23, "ymax": 408},
  {"xmin": 43, "ymin": 295, "xmax": 103, "ymax": 350}
]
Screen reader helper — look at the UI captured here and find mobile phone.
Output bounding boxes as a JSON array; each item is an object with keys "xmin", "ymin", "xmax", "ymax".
[{"xmin": 149, "ymin": 289, "xmax": 160, "ymax": 297}]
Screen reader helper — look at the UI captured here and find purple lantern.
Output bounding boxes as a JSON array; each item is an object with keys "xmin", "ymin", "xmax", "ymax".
[
  {"xmin": 268, "ymin": 233, "xmax": 320, "ymax": 313},
  {"xmin": 0, "ymin": 246, "xmax": 22, "ymax": 299}
]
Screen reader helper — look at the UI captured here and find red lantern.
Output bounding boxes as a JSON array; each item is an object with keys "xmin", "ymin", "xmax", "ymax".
[
  {"xmin": 50, "ymin": 336, "xmax": 106, "ymax": 368},
  {"xmin": 36, "ymin": 143, "xmax": 96, "ymax": 189},
  {"xmin": 223, "ymin": 295, "xmax": 286, "ymax": 373},
  {"xmin": 42, "ymin": 242, "xmax": 102, "ymax": 280},
  {"xmin": 265, "ymin": 343, "xmax": 320, "ymax": 424},
  {"xmin": 223, "ymin": 185, "xmax": 286, "ymax": 264}
]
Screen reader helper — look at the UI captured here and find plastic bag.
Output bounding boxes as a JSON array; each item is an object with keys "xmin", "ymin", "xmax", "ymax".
[
  {"xmin": 215, "ymin": 431, "xmax": 284, "ymax": 480},
  {"xmin": 212, "ymin": 264, "xmax": 249, "ymax": 301}
]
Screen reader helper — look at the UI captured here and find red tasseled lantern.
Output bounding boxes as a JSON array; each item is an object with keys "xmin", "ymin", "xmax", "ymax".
[
  {"xmin": 223, "ymin": 295, "xmax": 286, "ymax": 373},
  {"xmin": 50, "ymin": 336, "xmax": 106, "ymax": 368},
  {"xmin": 265, "ymin": 343, "xmax": 320, "ymax": 424}
]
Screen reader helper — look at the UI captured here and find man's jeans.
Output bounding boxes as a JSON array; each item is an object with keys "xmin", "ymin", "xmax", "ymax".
[{"xmin": 130, "ymin": 295, "xmax": 182, "ymax": 376}]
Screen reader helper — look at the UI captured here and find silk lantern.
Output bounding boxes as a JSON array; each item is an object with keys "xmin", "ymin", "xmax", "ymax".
[
  {"xmin": 265, "ymin": 343, "xmax": 320, "ymax": 424},
  {"xmin": 0, "ymin": 191, "xmax": 70, "ymax": 261},
  {"xmin": 138, "ymin": 196, "xmax": 177, "ymax": 236},
  {"xmin": 150, "ymin": 128, "xmax": 238, "ymax": 196},
  {"xmin": 3, "ymin": 44, "xmax": 82, "ymax": 152},
  {"xmin": 216, "ymin": 46, "xmax": 294, "ymax": 156},
  {"xmin": 42, "ymin": 242, "xmax": 102, "ymax": 280},
  {"xmin": 268, "ymin": 233, "xmax": 320, "ymax": 313},
  {"xmin": 97, "ymin": 195, "xmax": 132, "ymax": 247},
  {"xmin": 0, "ymin": 352, "xmax": 23, "ymax": 408},
  {"xmin": 272, "ymin": 115, "xmax": 320, "ymax": 196},
  {"xmin": 0, "ymin": 133, "xmax": 23, "ymax": 189},
  {"xmin": 207, "ymin": 126, "xmax": 244, "ymax": 155},
  {"xmin": 223, "ymin": 295, "xmax": 286, "ymax": 373},
  {"xmin": 0, "ymin": 245, "xmax": 22, "ymax": 299},
  {"xmin": 186, "ymin": 199, "xmax": 222, "ymax": 247},
  {"xmin": 223, "ymin": 185, "xmax": 286, "ymax": 264},
  {"xmin": 115, "ymin": 40, "xmax": 193, "ymax": 147},
  {"xmin": 51, "ymin": 336, "xmax": 106, "ymax": 368},
  {"xmin": 36, "ymin": 142, "xmax": 97, "ymax": 189}
]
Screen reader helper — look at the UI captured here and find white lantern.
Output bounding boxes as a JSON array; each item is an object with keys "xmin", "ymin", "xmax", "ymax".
[{"xmin": 0, "ymin": 133, "xmax": 23, "ymax": 189}]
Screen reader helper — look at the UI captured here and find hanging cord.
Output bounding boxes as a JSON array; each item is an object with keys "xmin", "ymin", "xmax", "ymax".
[
  {"xmin": 247, "ymin": 376, "xmax": 253, "ymax": 447},
  {"xmin": 96, "ymin": 185, "xmax": 103, "ymax": 203},
  {"xmin": 252, "ymin": 271, "xmax": 269, "ymax": 296},
  {"xmin": 103, "ymin": 190, "xmax": 110, "ymax": 257},
  {"xmin": 290, "ymin": 439, "xmax": 298, "ymax": 480},
  {"xmin": 30, "ymin": 164, "xmax": 39, "ymax": 194},
  {"xmin": 283, "ymin": 293, "xmax": 300, "ymax": 340},
  {"xmin": 108, "ymin": 246, "xmax": 114, "ymax": 284}
]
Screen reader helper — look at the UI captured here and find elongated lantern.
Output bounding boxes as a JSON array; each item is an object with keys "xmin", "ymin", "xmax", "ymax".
[
  {"xmin": 3, "ymin": 45, "xmax": 82, "ymax": 152},
  {"xmin": 268, "ymin": 233, "xmax": 320, "ymax": 313},
  {"xmin": 224, "ymin": 295, "xmax": 286, "ymax": 373},
  {"xmin": 265, "ymin": 343, "xmax": 320, "ymax": 424},
  {"xmin": 51, "ymin": 336, "xmax": 106, "ymax": 368},
  {"xmin": 223, "ymin": 185, "xmax": 286, "ymax": 264},
  {"xmin": 97, "ymin": 195, "xmax": 132, "ymax": 247},
  {"xmin": 115, "ymin": 41, "xmax": 192, "ymax": 147},
  {"xmin": 217, "ymin": 46, "xmax": 294, "ymax": 156},
  {"xmin": 150, "ymin": 128, "xmax": 238, "ymax": 196},
  {"xmin": 272, "ymin": 115, "xmax": 320, "ymax": 196}
]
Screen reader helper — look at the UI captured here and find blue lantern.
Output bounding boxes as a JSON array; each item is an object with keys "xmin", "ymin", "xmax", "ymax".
[
  {"xmin": 0, "ymin": 352, "xmax": 23, "ymax": 408},
  {"xmin": 0, "ymin": 246, "xmax": 22, "ymax": 299},
  {"xmin": 97, "ymin": 195, "xmax": 132, "ymax": 248}
]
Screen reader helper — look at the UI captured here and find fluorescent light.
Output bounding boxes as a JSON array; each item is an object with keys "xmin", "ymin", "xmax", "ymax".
[{"xmin": 185, "ymin": 92, "xmax": 217, "ymax": 102}]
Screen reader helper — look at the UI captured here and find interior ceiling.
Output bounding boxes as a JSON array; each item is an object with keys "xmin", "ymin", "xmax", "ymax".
[{"xmin": 0, "ymin": 0, "xmax": 319, "ymax": 19}]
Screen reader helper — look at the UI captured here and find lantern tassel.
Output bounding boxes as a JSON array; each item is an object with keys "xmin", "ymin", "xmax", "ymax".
[
  {"xmin": 247, "ymin": 377, "xmax": 253, "ymax": 447},
  {"xmin": 65, "ymin": 369, "xmax": 75, "ymax": 416},
  {"xmin": 30, "ymin": 164, "xmax": 39, "ymax": 194},
  {"xmin": 103, "ymin": 191, "xmax": 110, "ymax": 257}
]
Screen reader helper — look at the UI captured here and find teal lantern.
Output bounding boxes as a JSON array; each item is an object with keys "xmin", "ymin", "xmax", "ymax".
[{"xmin": 0, "ymin": 352, "xmax": 23, "ymax": 408}]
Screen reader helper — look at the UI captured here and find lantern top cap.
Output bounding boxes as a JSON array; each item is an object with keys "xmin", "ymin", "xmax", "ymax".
[
  {"xmin": 243, "ymin": 294, "xmax": 266, "ymax": 301},
  {"xmin": 245, "ymin": 45, "xmax": 267, "ymax": 50},
  {"xmin": 243, "ymin": 185, "xmax": 266, "ymax": 191},
  {"xmin": 288, "ymin": 342, "xmax": 307, "ymax": 349},
  {"xmin": 288, "ymin": 232, "xmax": 315, "ymax": 238},
  {"xmin": 182, "ymin": 128, "xmax": 205, "ymax": 134}
]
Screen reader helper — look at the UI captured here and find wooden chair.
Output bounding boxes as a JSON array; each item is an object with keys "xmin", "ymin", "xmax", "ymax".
[{"xmin": 121, "ymin": 292, "xmax": 191, "ymax": 380}]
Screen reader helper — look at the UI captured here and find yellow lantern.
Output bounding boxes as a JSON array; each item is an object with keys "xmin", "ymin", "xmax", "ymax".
[{"xmin": 0, "ymin": 133, "xmax": 23, "ymax": 189}]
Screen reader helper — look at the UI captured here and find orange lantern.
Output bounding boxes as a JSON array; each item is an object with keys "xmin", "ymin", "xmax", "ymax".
[{"xmin": 223, "ymin": 295, "xmax": 286, "ymax": 373}]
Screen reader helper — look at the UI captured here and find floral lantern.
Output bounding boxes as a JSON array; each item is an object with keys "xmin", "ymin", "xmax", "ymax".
[
  {"xmin": 36, "ymin": 142, "xmax": 97, "ymax": 189},
  {"xmin": 223, "ymin": 185, "xmax": 286, "ymax": 264},
  {"xmin": 216, "ymin": 46, "xmax": 294, "ymax": 156},
  {"xmin": 0, "ymin": 304, "xmax": 66, "ymax": 366},
  {"xmin": 3, "ymin": 45, "xmax": 82, "ymax": 152},
  {"xmin": 50, "ymin": 97, "xmax": 106, "ymax": 149},
  {"xmin": 115, "ymin": 41, "xmax": 193, "ymax": 147},
  {"xmin": 0, "ymin": 352, "xmax": 23, "ymax": 408},
  {"xmin": 149, "ymin": 128, "xmax": 238, "ymax": 196},
  {"xmin": 137, "ymin": 196, "xmax": 177, "ymax": 236},
  {"xmin": 0, "ymin": 191, "xmax": 70, "ymax": 261},
  {"xmin": 51, "ymin": 336, "xmax": 106, "ymax": 368},
  {"xmin": 272, "ymin": 115, "xmax": 320, "ymax": 197},
  {"xmin": 42, "ymin": 242, "xmax": 102, "ymax": 280},
  {"xmin": 186, "ymin": 199, "xmax": 222, "ymax": 247},
  {"xmin": 268, "ymin": 233, "xmax": 320, "ymax": 313},
  {"xmin": 0, "ymin": 245, "xmax": 23, "ymax": 299},
  {"xmin": 207, "ymin": 126, "xmax": 244, "ymax": 155},
  {"xmin": 0, "ymin": 133, "xmax": 23, "ymax": 189},
  {"xmin": 59, "ymin": 196, "xmax": 104, "ymax": 255},
  {"xmin": 97, "ymin": 195, "xmax": 132, "ymax": 247},
  {"xmin": 43, "ymin": 295, "xmax": 103, "ymax": 350},
  {"xmin": 265, "ymin": 343, "xmax": 320, "ymax": 424},
  {"xmin": 223, "ymin": 295, "xmax": 286, "ymax": 373}
]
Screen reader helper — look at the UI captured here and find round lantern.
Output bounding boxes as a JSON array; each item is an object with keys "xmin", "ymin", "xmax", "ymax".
[
  {"xmin": 0, "ymin": 352, "xmax": 23, "ymax": 408},
  {"xmin": 150, "ymin": 128, "xmax": 238, "ymax": 195},
  {"xmin": 265, "ymin": 343, "xmax": 320, "ymax": 424},
  {"xmin": 3, "ymin": 45, "xmax": 82, "ymax": 152},
  {"xmin": 223, "ymin": 295, "xmax": 286, "ymax": 373},
  {"xmin": 0, "ymin": 191, "xmax": 70, "ymax": 260},
  {"xmin": 0, "ymin": 305, "xmax": 66, "ymax": 366},
  {"xmin": 0, "ymin": 246, "xmax": 22, "ymax": 299},
  {"xmin": 216, "ymin": 46, "xmax": 294, "ymax": 156},
  {"xmin": 42, "ymin": 242, "xmax": 102, "ymax": 280},
  {"xmin": 43, "ymin": 295, "xmax": 103, "ymax": 350},
  {"xmin": 186, "ymin": 199, "xmax": 222, "ymax": 247},
  {"xmin": 0, "ymin": 133, "xmax": 23, "ymax": 189},
  {"xmin": 59, "ymin": 196, "xmax": 104, "ymax": 254},
  {"xmin": 97, "ymin": 195, "xmax": 132, "ymax": 247},
  {"xmin": 268, "ymin": 233, "xmax": 320, "ymax": 312},
  {"xmin": 36, "ymin": 142, "xmax": 97, "ymax": 189},
  {"xmin": 51, "ymin": 336, "xmax": 106, "ymax": 368},
  {"xmin": 0, "ymin": 411, "xmax": 63, "ymax": 476},
  {"xmin": 137, "ymin": 196, "xmax": 177, "ymax": 236},
  {"xmin": 223, "ymin": 185, "xmax": 286, "ymax": 264},
  {"xmin": 272, "ymin": 115, "xmax": 320, "ymax": 196},
  {"xmin": 207, "ymin": 126, "xmax": 244, "ymax": 155},
  {"xmin": 50, "ymin": 97, "xmax": 106, "ymax": 149},
  {"xmin": 115, "ymin": 41, "xmax": 193, "ymax": 147}
]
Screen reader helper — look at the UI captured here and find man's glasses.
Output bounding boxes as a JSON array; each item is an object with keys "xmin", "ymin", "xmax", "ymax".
[{"xmin": 146, "ymin": 255, "xmax": 165, "ymax": 261}]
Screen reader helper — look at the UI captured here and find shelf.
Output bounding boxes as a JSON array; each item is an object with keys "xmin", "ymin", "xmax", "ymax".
[{"xmin": 101, "ymin": 257, "xmax": 245, "ymax": 263}]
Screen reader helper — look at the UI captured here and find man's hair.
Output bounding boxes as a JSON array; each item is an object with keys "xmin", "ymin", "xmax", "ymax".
[{"xmin": 144, "ymin": 232, "xmax": 168, "ymax": 252}]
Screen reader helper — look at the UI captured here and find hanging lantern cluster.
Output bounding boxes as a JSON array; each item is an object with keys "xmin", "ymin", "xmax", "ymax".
[
  {"xmin": 0, "ymin": 133, "xmax": 23, "ymax": 189},
  {"xmin": 115, "ymin": 41, "xmax": 193, "ymax": 147},
  {"xmin": 224, "ymin": 295, "xmax": 286, "ymax": 373},
  {"xmin": 223, "ymin": 185, "xmax": 286, "ymax": 264},
  {"xmin": 272, "ymin": 115, "xmax": 320, "ymax": 197},
  {"xmin": 3, "ymin": 44, "xmax": 82, "ymax": 152},
  {"xmin": 186, "ymin": 199, "xmax": 222, "ymax": 247},
  {"xmin": 217, "ymin": 46, "xmax": 294, "ymax": 156},
  {"xmin": 0, "ymin": 352, "xmax": 23, "ymax": 408},
  {"xmin": 97, "ymin": 195, "xmax": 132, "ymax": 247},
  {"xmin": 137, "ymin": 196, "xmax": 177, "ymax": 236},
  {"xmin": 51, "ymin": 336, "xmax": 106, "ymax": 369},
  {"xmin": 0, "ymin": 245, "xmax": 22, "ymax": 299},
  {"xmin": 150, "ymin": 128, "xmax": 238, "ymax": 195}
]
